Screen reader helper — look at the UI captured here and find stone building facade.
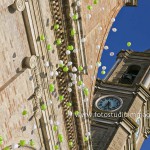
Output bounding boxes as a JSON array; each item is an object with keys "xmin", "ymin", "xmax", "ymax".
[{"xmin": 0, "ymin": 0, "xmax": 137, "ymax": 150}]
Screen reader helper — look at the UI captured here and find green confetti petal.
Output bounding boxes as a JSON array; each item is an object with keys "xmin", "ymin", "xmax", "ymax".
[
  {"xmin": 19, "ymin": 140, "xmax": 26, "ymax": 146},
  {"xmin": 74, "ymin": 111, "xmax": 80, "ymax": 116},
  {"xmin": 40, "ymin": 34, "xmax": 45, "ymax": 41},
  {"xmin": 49, "ymin": 84, "xmax": 55, "ymax": 92},
  {"xmin": 67, "ymin": 45, "xmax": 74, "ymax": 51},
  {"xmin": 73, "ymin": 14, "xmax": 78, "ymax": 20},
  {"xmin": 93, "ymin": 0, "xmax": 99, "ymax": 4},
  {"xmin": 54, "ymin": 145, "xmax": 59, "ymax": 150},
  {"xmin": 78, "ymin": 66, "xmax": 83, "ymax": 71},
  {"xmin": 30, "ymin": 140, "xmax": 35, "ymax": 147},
  {"xmin": 59, "ymin": 63, "xmax": 64, "ymax": 68},
  {"xmin": 58, "ymin": 134, "xmax": 63, "ymax": 143},
  {"xmin": 66, "ymin": 102, "xmax": 72, "ymax": 107},
  {"xmin": 84, "ymin": 136, "xmax": 89, "ymax": 142},
  {"xmin": 78, "ymin": 80, "xmax": 83, "ymax": 86},
  {"xmin": 54, "ymin": 24, "xmax": 59, "ymax": 30},
  {"xmin": 83, "ymin": 88, "xmax": 89, "ymax": 96},
  {"xmin": 53, "ymin": 125, "xmax": 58, "ymax": 131},
  {"xmin": 69, "ymin": 141, "xmax": 73, "ymax": 147},
  {"xmin": 0, "ymin": 140, "xmax": 3, "ymax": 145},
  {"xmin": 4, "ymin": 147, "xmax": 10, "ymax": 150},
  {"xmin": 47, "ymin": 44, "xmax": 52, "ymax": 51},
  {"xmin": 71, "ymin": 29, "xmax": 76, "ymax": 36},
  {"xmin": 41, "ymin": 104, "xmax": 47, "ymax": 111},
  {"xmin": 87, "ymin": 5, "xmax": 92, "ymax": 10},
  {"xmin": 56, "ymin": 39, "xmax": 62, "ymax": 45},
  {"xmin": 127, "ymin": 42, "xmax": 131, "ymax": 47},
  {"xmin": 63, "ymin": 66, "xmax": 69, "ymax": 72},
  {"xmin": 0, "ymin": 136, "xmax": 3, "ymax": 141},
  {"xmin": 59, "ymin": 95, "xmax": 64, "ymax": 102},
  {"xmin": 101, "ymin": 70, "xmax": 106, "ymax": 75},
  {"xmin": 22, "ymin": 110, "xmax": 28, "ymax": 116}
]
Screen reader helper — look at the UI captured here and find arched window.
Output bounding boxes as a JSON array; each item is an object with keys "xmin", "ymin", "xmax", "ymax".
[{"xmin": 119, "ymin": 65, "xmax": 141, "ymax": 84}]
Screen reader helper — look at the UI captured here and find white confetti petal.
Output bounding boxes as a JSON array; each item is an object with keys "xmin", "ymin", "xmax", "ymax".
[
  {"xmin": 73, "ymin": 48, "xmax": 78, "ymax": 53},
  {"xmin": 69, "ymin": 73, "xmax": 73, "ymax": 77},
  {"xmin": 112, "ymin": 28, "xmax": 117, "ymax": 32},
  {"xmin": 59, "ymin": 60, "xmax": 63, "ymax": 65},
  {"xmin": 72, "ymin": 81, "xmax": 77, "ymax": 84},
  {"xmin": 12, "ymin": 144, "xmax": 19, "ymax": 149},
  {"xmin": 55, "ymin": 121, "xmax": 60, "ymax": 126},
  {"xmin": 102, "ymin": 66, "xmax": 106, "ymax": 70},
  {"xmin": 96, "ymin": 45, "xmax": 100, "ymax": 50},
  {"xmin": 44, "ymin": 61, "xmax": 49, "ymax": 67},
  {"xmin": 111, "ymin": 18, "xmax": 115, "ymax": 22},
  {"xmin": 84, "ymin": 98, "xmax": 89, "ymax": 102},
  {"xmin": 86, "ymin": 14, "xmax": 92, "ymax": 20},
  {"xmin": 50, "ymin": 71, "xmax": 54, "ymax": 77},
  {"xmin": 33, "ymin": 124, "xmax": 37, "ymax": 130},
  {"xmin": 88, "ymin": 65, "xmax": 93, "ymax": 69},
  {"xmin": 81, "ymin": 38, "xmax": 86, "ymax": 43},
  {"xmin": 76, "ymin": 0, "xmax": 81, "ymax": 6},
  {"xmin": 55, "ymin": 71, "xmax": 59, "ymax": 76},
  {"xmin": 72, "ymin": 66, "xmax": 77, "ymax": 72},
  {"xmin": 110, "ymin": 52, "xmax": 115, "ymax": 56},
  {"xmin": 78, "ymin": 86, "xmax": 82, "ymax": 90},
  {"xmin": 68, "ymin": 111, "xmax": 73, "ymax": 116},
  {"xmin": 70, "ymin": 12, "xmax": 74, "ymax": 17},
  {"xmin": 66, "ymin": 50, "xmax": 71, "ymax": 55},
  {"xmin": 47, "ymin": 100, "xmax": 53, "ymax": 105},
  {"xmin": 68, "ymin": 82, "xmax": 73, "ymax": 87},
  {"xmin": 104, "ymin": 46, "xmax": 109, "ymax": 50},
  {"xmin": 85, "ymin": 132, "xmax": 91, "ymax": 137},
  {"xmin": 68, "ymin": 88, "xmax": 72, "ymax": 92},
  {"xmin": 96, "ymin": 62, "xmax": 101, "ymax": 67},
  {"xmin": 81, "ymin": 83, "xmax": 85, "ymax": 88},
  {"xmin": 98, "ymin": 26, "xmax": 103, "ymax": 31},
  {"xmin": 67, "ymin": 61, "xmax": 73, "ymax": 66},
  {"xmin": 49, "ymin": 119, "xmax": 53, "ymax": 125}
]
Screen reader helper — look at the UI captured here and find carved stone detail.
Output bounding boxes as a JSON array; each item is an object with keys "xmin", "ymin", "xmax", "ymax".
[
  {"xmin": 23, "ymin": 55, "xmax": 37, "ymax": 69},
  {"xmin": 12, "ymin": 0, "xmax": 26, "ymax": 12},
  {"xmin": 35, "ymin": 87, "xmax": 42, "ymax": 99},
  {"xmin": 34, "ymin": 108, "xmax": 42, "ymax": 120}
]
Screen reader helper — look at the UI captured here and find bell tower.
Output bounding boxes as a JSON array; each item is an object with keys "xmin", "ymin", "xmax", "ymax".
[{"xmin": 91, "ymin": 50, "xmax": 150, "ymax": 150}]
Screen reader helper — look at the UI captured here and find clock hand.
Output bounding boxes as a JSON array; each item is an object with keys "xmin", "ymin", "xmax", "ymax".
[
  {"xmin": 104, "ymin": 102, "xmax": 109, "ymax": 108},
  {"xmin": 108, "ymin": 101, "xmax": 111, "ymax": 109}
]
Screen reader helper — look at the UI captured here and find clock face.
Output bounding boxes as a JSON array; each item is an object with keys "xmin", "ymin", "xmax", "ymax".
[{"xmin": 96, "ymin": 96, "xmax": 123, "ymax": 112}]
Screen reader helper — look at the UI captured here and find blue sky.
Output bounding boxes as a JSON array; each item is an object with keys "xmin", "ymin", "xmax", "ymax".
[{"xmin": 97, "ymin": 0, "xmax": 150, "ymax": 149}]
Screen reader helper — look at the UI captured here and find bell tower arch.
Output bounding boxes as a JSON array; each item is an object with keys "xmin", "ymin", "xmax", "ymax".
[{"xmin": 91, "ymin": 50, "xmax": 150, "ymax": 150}]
